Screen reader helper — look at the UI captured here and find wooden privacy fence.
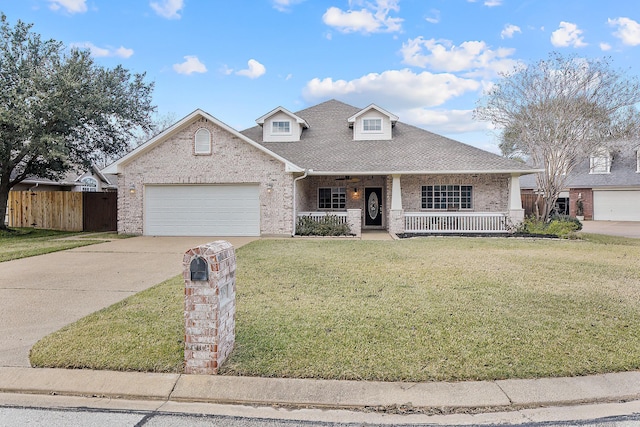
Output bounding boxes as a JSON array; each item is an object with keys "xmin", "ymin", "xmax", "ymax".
[{"xmin": 8, "ymin": 191, "xmax": 117, "ymax": 232}]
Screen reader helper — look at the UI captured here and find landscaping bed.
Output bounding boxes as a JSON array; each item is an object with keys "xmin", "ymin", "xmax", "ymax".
[{"xmin": 30, "ymin": 237, "xmax": 640, "ymax": 382}]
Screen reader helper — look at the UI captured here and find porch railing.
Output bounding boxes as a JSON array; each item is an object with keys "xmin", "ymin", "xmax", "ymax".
[
  {"xmin": 297, "ymin": 211, "xmax": 348, "ymax": 224},
  {"xmin": 404, "ymin": 212, "xmax": 508, "ymax": 234}
]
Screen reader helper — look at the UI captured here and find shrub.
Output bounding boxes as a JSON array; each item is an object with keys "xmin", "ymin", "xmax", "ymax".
[
  {"xmin": 296, "ymin": 215, "xmax": 351, "ymax": 236},
  {"xmin": 518, "ymin": 215, "xmax": 582, "ymax": 238}
]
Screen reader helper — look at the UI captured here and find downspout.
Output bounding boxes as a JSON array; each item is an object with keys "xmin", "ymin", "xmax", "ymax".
[{"xmin": 292, "ymin": 169, "xmax": 309, "ymax": 237}]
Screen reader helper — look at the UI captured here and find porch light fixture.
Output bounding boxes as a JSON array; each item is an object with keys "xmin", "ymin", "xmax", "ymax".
[
  {"xmin": 353, "ymin": 188, "xmax": 358, "ymax": 195},
  {"xmin": 129, "ymin": 184, "xmax": 135, "ymax": 194},
  {"xmin": 267, "ymin": 183, "xmax": 273, "ymax": 193}
]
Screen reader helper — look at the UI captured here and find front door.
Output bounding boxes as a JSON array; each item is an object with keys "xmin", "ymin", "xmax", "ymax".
[{"xmin": 365, "ymin": 187, "xmax": 383, "ymax": 226}]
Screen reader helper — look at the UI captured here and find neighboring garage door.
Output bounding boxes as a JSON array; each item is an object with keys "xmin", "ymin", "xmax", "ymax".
[
  {"xmin": 145, "ymin": 184, "xmax": 260, "ymax": 236},
  {"xmin": 593, "ymin": 190, "xmax": 640, "ymax": 221}
]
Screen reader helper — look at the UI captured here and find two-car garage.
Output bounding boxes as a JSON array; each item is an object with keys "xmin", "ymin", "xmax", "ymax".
[
  {"xmin": 593, "ymin": 190, "xmax": 640, "ymax": 221},
  {"xmin": 144, "ymin": 185, "xmax": 260, "ymax": 236}
]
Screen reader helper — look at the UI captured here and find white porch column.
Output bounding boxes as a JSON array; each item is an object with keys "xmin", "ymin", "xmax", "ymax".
[
  {"xmin": 508, "ymin": 174, "xmax": 525, "ymax": 227},
  {"xmin": 390, "ymin": 175, "xmax": 404, "ymax": 235},
  {"xmin": 391, "ymin": 175, "xmax": 402, "ymax": 210}
]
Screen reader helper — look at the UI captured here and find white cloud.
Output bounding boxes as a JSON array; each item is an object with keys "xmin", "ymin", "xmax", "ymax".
[
  {"xmin": 236, "ymin": 59, "xmax": 266, "ymax": 79},
  {"xmin": 150, "ymin": 0, "xmax": 184, "ymax": 19},
  {"xmin": 399, "ymin": 37, "xmax": 518, "ymax": 78},
  {"xmin": 467, "ymin": 0, "xmax": 502, "ymax": 7},
  {"xmin": 303, "ymin": 69, "xmax": 480, "ymax": 110},
  {"xmin": 600, "ymin": 42, "xmax": 612, "ymax": 51},
  {"xmin": 71, "ymin": 42, "xmax": 134, "ymax": 58},
  {"xmin": 401, "ymin": 108, "xmax": 490, "ymax": 134},
  {"xmin": 47, "ymin": 0, "xmax": 87, "ymax": 14},
  {"xmin": 173, "ymin": 56, "xmax": 207, "ymax": 75},
  {"xmin": 501, "ymin": 24, "xmax": 521, "ymax": 39},
  {"xmin": 551, "ymin": 21, "xmax": 587, "ymax": 48},
  {"xmin": 608, "ymin": 17, "xmax": 640, "ymax": 46},
  {"xmin": 425, "ymin": 9, "xmax": 440, "ymax": 24},
  {"xmin": 322, "ymin": 0, "xmax": 403, "ymax": 34},
  {"xmin": 272, "ymin": 0, "xmax": 306, "ymax": 12}
]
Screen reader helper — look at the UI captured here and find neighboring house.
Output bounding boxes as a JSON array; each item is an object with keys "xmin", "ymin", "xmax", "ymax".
[
  {"xmin": 10, "ymin": 164, "xmax": 117, "ymax": 193},
  {"xmin": 103, "ymin": 99, "xmax": 537, "ymax": 237},
  {"xmin": 74, "ymin": 165, "xmax": 118, "ymax": 193},
  {"xmin": 520, "ymin": 143, "xmax": 640, "ymax": 221}
]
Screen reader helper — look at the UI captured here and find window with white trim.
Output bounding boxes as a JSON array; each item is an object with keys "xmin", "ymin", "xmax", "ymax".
[
  {"xmin": 362, "ymin": 118, "xmax": 382, "ymax": 132},
  {"xmin": 81, "ymin": 177, "xmax": 98, "ymax": 192},
  {"xmin": 318, "ymin": 187, "xmax": 346, "ymax": 209},
  {"xmin": 422, "ymin": 185, "xmax": 472, "ymax": 210},
  {"xmin": 272, "ymin": 120, "xmax": 291, "ymax": 134},
  {"xmin": 636, "ymin": 150, "xmax": 640, "ymax": 173},
  {"xmin": 194, "ymin": 128, "xmax": 212, "ymax": 154},
  {"xmin": 589, "ymin": 147, "xmax": 611, "ymax": 174}
]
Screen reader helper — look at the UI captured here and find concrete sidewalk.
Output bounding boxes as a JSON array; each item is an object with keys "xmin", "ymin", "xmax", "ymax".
[{"xmin": 0, "ymin": 367, "xmax": 639, "ymax": 423}]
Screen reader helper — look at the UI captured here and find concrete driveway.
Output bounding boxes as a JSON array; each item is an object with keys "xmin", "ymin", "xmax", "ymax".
[
  {"xmin": 580, "ymin": 221, "xmax": 640, "ymax": 238},
  {"xmin": 0, "ymin": 236, "xmax": 257, "ymax": 367}
]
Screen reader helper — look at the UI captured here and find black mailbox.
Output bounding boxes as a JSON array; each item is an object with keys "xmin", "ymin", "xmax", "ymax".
[{"xmin": 190, "ymin": 257, "xmax": 208, "ymax": 281}]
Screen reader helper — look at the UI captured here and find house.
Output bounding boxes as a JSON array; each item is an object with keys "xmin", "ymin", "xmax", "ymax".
[
  {"xmin": 520, "ymin": 143, "xmax": 640, "ymax": 221},
  {"xmin": 10, "ymin": 164, "xmax": 117, "ymax": 193},
  {"xmin": 102, "ymin": 99, "xmax": 538, "ymax": 237}
]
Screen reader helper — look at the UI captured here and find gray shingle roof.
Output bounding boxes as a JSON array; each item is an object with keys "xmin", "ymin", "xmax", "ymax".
[
  {"xmin": 241, "ymin": 99, "xmax": 536, "ymax": 174},
  {"xmin": 520, "ymin": 144, "xmax": 640, "ymax": 189}
]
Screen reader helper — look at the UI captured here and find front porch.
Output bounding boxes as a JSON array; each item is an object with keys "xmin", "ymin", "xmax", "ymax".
[
  {"xmin": 297, "ymin": 210, "xmax": 511, "ymax": 235},
  {"xmin": 293, "ymin": 173, "xmax": 524, "ymax": 236}
]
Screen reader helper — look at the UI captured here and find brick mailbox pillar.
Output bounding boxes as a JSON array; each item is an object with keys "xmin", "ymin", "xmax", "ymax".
[{"xmin": 183, "ymin": 240, "xmax": 236, "ymax": 375}]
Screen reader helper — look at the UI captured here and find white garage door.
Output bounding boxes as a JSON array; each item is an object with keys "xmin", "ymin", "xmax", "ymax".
[
  {"xmin": 145, "ymin": 185, "xmax": 260, "ymax": 236},
  {"xmin": 593, "ymin": 190, "xmax": 640, "ymax": 221}
]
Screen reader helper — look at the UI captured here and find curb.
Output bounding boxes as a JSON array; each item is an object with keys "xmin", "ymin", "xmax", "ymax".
[{"xmin": 1, "ymin": 367, "xmax": 639, "ymax": 414}]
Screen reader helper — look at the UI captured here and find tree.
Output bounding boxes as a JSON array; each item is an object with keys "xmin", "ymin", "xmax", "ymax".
[
  {"xmin": 0, "ymin": 14, "xmax": 155, "ymax": 230},
  {"xmin": 474, "ymin": 52, "xmax": 640, "ymax": 220}
]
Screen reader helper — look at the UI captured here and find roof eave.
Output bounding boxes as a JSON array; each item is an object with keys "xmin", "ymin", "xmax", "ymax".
[{"xmin": 305, "ymin": 169, "xmax": 543, "ymax": 176}]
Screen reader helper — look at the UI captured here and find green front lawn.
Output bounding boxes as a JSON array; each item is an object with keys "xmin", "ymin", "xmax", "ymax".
[
  {"xmin": 30, "ymin": 236, "xmax": 640, "ymax": 381},
  {"xmin": 0, "ymin": 228, "xmax": 103, "ymax": 262}
]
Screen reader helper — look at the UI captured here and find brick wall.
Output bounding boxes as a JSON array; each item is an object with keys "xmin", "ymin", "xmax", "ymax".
[
  {"xmin": 399, "ymin": 174, "xmax": 511, "ymax": 212},
  {"xmin": 569, "ymin": 188, "xmax": 593, "ymax": 219},
  {"xmin": 118, "ymin": 116, "xmax": 294, "ymax": 235}
]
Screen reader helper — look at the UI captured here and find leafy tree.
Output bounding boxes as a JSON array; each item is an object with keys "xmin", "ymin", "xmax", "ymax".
[
  {"xmin": 475, "ymin": 53, "xmax": 640, "ymax": 220},
  {"xmin": 0, "ymin": 14, "xmax": 155, "ymax": 230}
]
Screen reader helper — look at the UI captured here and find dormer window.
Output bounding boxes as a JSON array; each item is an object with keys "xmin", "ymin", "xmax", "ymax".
[
  {"xmin": 590, "ymin": 147, "xmax": 611, "ymax": 174},
  {"xmin": 256, "ymin": 107, "xmax": 309, "ymax": 142},
  {"xmin": 363, "ymin": 118, "xmax": 382, "ymax": 132},
  {"xmin": 194, "ymin": 128, "xmax": 212, "ymax": 155},
  {"xmin": 272, "ymin": 121, "xmax": 291, "ymax": 135}
]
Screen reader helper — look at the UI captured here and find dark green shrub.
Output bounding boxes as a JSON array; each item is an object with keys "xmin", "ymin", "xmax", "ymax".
[{"xmin": 296, "ymin": 215, "xmax": 351, "ymax": 236}]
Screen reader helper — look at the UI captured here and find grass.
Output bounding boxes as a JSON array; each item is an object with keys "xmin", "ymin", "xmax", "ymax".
[
  {"xmin": 30, "ymin": 236, "xmax": 640, "ymax": 382},
  {"xmin": 0, "ymin": 228, "xmax": 104, "ymax": 262}
]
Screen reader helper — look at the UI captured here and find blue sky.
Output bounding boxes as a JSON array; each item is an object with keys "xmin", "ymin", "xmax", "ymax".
[{"xmin": 2, "ymin": 0, "xmax": 640, "ymax": 153}]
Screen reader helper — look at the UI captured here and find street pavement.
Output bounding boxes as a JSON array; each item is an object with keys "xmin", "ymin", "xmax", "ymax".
[{"xmin": 0, "ymin": 225, "xmax": 639, "ymax": 425}]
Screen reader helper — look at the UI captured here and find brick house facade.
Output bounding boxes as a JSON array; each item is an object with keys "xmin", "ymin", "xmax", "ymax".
[{"xmin": 104, "ymin": 100, "xmax": 537, "ymax": 236}]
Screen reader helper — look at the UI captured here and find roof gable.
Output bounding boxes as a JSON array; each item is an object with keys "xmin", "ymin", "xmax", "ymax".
[
  {"xmin": 103, "ymin": 109, "xmax": 303, "ymax": 174},
  {"xmin": 347, "ymin": 103, "xmax": 398, "ymax": 125},
  {"xmin": 256, "ymin": 106, "xmax": 310, "ymax": 128}
]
